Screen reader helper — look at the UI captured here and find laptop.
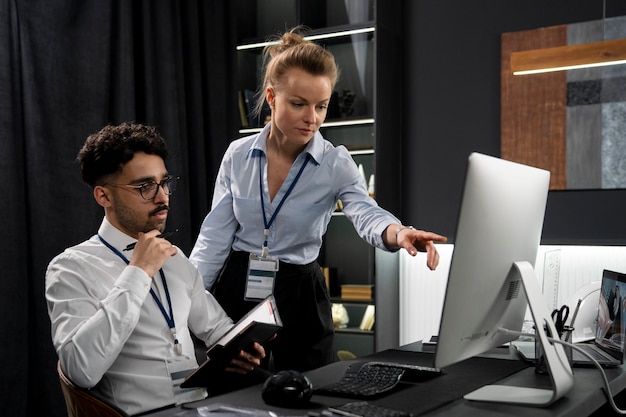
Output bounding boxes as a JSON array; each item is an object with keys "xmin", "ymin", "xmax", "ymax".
[{"xmin": 512, "ymin": 269, "xmax": 626, "ymax": 367}]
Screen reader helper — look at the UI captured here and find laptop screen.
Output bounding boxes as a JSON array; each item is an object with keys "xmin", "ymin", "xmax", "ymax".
[{"xmin": 595, "ymin": 269, "xmax": 626, "ymax": 358}]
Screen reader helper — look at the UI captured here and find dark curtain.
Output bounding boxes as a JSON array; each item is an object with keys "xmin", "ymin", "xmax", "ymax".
[{"xmin": 0, "ymin": 1, "xmax": 239, "ymax": 415}]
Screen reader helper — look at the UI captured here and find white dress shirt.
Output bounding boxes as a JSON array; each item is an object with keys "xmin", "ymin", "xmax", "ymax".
[
  {"xmin": 190, "ymin": 124, "xmax": 401, "ymax": 290},
  {"xmin": 46, "ymin": 218, "xmax": 233, "ymax": 415}
]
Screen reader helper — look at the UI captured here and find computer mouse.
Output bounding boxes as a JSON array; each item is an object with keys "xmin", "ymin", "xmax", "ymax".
[{"xmin": 261, "ymin": 370, "xmax": 313, "ymax": 407}]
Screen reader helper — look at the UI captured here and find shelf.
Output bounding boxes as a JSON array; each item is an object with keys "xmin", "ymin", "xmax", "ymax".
[
  {"xmin": 335, "ymin": 327, "xmax": 374, "ymax": 335},
  {"xmin": 238, "ymin": 117, "xmax": 374, "ymax": 135},
  {"xmin": 331, "ymin": 297, "xmax": 374, "ymax": 304},
  {"xmin": 237, "ymin": 25, "xmax": 376, "ymax": 126},
  {"xmin": 348, "ymin": 149, "xmax": 374, "ymax": 156},
  {"xmin": 234, "ymin": 2, "xmax": 392, "ymax": 357},
  {"xmin": 237, "ymin": 24, "xmax": 375, "ymax": 51},
  {"xmin": 238, "ymin": 122, "xmax": 375, "ymax": 160},
  {"xmin": 321, "ymin": 117, "xmax": 374, "ymax": 128}
]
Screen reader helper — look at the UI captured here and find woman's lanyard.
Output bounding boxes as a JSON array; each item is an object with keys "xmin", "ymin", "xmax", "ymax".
[
  {"xmin": 97, "ymin": 234, "xmax": 182, "ymax": 355},
  {"xmin": 259, "ymin": 153, "xmax": 311, "ymax": 257}
]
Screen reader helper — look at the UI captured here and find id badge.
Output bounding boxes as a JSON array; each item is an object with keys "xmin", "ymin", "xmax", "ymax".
[
  {"xmin": 245, "ymin": 253, "xmax": 278, "ymax": 301},
  {"xmin": 165, "ymin": 356, "xmax": 207, "ymax": 405}
]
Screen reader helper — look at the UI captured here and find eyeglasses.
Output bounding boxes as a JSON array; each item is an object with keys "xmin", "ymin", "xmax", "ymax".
[{"xmin": 106, "ymin": 175, "xmax": 178, "ymax": 200}]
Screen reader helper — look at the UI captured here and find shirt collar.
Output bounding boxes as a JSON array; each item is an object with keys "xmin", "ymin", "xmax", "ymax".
[
  {"xmin": 248, "ymin": 123, "xmax": 322, "ymax": 165},
  {"xmin": 98, "ymin": 217, "xmax": 137, "ymax": 252}
]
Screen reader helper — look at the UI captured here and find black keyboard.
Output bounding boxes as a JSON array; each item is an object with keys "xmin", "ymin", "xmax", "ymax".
[
  {"xmin": 315, "ymin": 361, "xmax": 442, "ymax": 398},
  {"xmin": 572, "ymin": 345, "xmax": 614, "ymax": 362}
]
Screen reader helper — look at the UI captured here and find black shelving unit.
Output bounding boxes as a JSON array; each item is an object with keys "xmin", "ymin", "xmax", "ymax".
[{"xmin": 234, "ymin": 0, "xmax": 402, "ymax": 357}]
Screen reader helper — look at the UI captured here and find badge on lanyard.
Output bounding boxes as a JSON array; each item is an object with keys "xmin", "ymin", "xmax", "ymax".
[
  {"xmin": 245, "ymin": 252, "xmax": 279, "ymax": 301},
  {"xmin": 165, "ymin": 355, "xmax": 207, "ymax": 405},
  {"xmin": 249, "ymin": 152, "xmax": 311, "ymax": 301}
]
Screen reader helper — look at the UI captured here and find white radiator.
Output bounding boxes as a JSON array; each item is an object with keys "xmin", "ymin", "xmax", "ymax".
[{"xmin": 399, "ymin": 244, "xmax": 452, "ymax": 345}]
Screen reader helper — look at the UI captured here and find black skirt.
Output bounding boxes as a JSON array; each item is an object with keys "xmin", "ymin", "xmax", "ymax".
[{"xmin": 211, "ymin": 251, "xmax": 335, "ymax": 372}]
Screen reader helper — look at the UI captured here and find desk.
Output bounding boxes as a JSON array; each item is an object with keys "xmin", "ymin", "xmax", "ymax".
[{"xmin": 144, "ymin": 342, "xmax": 626, "ymax": 417}]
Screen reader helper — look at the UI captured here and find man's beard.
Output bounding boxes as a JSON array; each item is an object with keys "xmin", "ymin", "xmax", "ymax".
[{"xmin": 115, "ymin": 203, "xmax": 169, "ymax": 234}]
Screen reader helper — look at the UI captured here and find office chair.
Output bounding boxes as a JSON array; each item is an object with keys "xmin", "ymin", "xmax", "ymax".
[{"xmin": 57, "ymin": 360, "xmax": 129, "ymax": 417}]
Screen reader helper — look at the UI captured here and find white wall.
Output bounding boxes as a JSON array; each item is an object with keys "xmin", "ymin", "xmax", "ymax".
[{"xmin": 399, "ymin": 244, "xmax": 626, "ymax": 345}]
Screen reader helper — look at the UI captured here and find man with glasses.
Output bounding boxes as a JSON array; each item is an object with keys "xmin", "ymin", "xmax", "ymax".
[{"xmin": 45, "ymin": 122, "xmax": 266, "ymax": 415}]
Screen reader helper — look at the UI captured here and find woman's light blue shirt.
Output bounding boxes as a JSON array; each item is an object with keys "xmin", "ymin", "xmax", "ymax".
[{"xmin": 190, "ymin": 124, "xmax": 400, "ymax": 290}]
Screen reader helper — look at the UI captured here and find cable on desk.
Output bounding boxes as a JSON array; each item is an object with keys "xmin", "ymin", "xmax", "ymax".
[{"xmin": 501, "ymin": 328, "xmax": 626, "ymax": 415}]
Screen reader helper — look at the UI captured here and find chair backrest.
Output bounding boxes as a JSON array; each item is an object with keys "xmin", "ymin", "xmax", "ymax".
[{"xmin": 56, "ymin": 361, "xmax": 129, "ymax": 417}]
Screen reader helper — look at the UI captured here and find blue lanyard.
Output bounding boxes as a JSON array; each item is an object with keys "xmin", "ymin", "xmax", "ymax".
[
  {"xmin": 259, "ymin": 153, "xmax": 311, "ymax": 253},
  {"xmin": 97, "ymin": 234, "xmax": 180, "ymax": 350}
]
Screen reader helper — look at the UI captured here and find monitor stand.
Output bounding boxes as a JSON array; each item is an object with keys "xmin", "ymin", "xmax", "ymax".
[{"xmin": 464, "ymin": 261, "xmax": 574, "ymax": 407}]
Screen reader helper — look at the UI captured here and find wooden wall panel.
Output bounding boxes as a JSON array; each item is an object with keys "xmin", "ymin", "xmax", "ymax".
[{"xmin": 501, "ymin": 26, "xmax": 567, "ymax": 189}]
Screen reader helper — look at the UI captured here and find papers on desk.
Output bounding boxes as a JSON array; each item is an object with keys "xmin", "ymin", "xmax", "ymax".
[{"xmin": 179, "ymin": 402, "xmax": 277, "ymax": 416}]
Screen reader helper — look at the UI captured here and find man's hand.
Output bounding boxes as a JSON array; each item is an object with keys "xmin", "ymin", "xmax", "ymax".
[
  {"xmin": 225, "ymin": 342, "xmax": 266, "ymax": 375},
  {"xmin": 129, "ymin": 230, "xmax": 177, "ymax": 278}
]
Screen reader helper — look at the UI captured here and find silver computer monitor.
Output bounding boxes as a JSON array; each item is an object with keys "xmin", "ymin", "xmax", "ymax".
[{"xmin": 434, "ymin": 152, "xmax": 574, "ymax": 406}]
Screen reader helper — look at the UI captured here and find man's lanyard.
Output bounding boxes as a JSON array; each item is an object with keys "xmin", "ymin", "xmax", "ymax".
[
  {"xmin": 97, "ymin": 234, "xmax": 181, "ymax": 354},
  {"xmin": 259, "ymin": 153, "xmax": 311, "ymax": 257}
]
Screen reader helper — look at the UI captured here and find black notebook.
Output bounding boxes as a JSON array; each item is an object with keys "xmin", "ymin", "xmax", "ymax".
[{"xmin": 181, "ymin": 295, "xmax": 282, "ymax": 388}]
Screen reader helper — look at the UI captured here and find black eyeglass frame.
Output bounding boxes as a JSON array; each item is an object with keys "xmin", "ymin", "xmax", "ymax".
[{"xmin": 105, "ymin": 175, "xmax": 179, "ymax": 200}]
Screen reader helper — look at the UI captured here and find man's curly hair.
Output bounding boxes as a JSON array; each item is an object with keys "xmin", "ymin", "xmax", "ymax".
[{"xmin": 77, "ymin": 122, "xmax": 169, "ymax": 187}]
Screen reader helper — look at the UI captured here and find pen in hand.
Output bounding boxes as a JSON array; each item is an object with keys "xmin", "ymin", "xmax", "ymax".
[{"xmin": 123, "ymin": 230, "xmax": 178, "ymax": 251}]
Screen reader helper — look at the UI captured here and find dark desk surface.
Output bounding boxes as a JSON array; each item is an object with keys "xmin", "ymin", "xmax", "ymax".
[{"xmin": 144, "ymin": 342, "xmax": 626, "ymax": 417}]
